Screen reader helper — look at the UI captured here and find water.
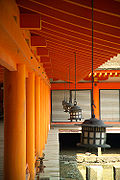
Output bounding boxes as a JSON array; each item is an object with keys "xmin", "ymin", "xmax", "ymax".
[
  {"xmin": 60, "ymin": 148, "xmax": 86, "ymax": 180},
  {"xmin": 60, "ymin": 147, "xmax": 120, "ymax": 180}
]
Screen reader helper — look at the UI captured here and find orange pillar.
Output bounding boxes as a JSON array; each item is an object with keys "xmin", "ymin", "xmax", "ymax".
[
  {"xmin": 46, "ymin": 85, "xmax": 48, "ymax": 140},
  {"xmin": 35, "ymin": 76, "xmax": 40, "ymax": 158},
  {"xmin": 46, "ymin": 85, "xmax": 49, "ymax": 142},
  {"xmin": 48, "ymin": 87, "xmax": 51, "ymax": 131},
  {"xmin": 26, "ymin": 72, "xmax": 35, "ymax": 180},
  {"xmin": 40, "ymin": 78, "xmax": 44, "ymax": 156},
  {"xmin": 48, "ymin": 86, "xmax": 51, "ymax": 132},
  {"xmin": 4, "ymin": 64, "xmax": 26, "ymax": 180},
  {"xmin": 93, "ymin": 82, "xmax": 100, "ymax": 119},
  {"xmin": 45, "ymin": 83, "xmax": 47, "ymax": 143},
  {"xmin": 42, "ymin": 81, "xmax": 45, "ymax": 149}
]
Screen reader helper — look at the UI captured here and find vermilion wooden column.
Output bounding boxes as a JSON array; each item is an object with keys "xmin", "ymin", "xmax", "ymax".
[
  {"xmin": 35, "ymin": 76, "xmax": 40, "ymax": 158},
  {"xmin": 40, "ymin": 78, "xmax": 44, "ymax": 156},
  {"xmin": 26, "ymin": 72, "xmax": 35, "ymax": 180},
  {"xmin": 4, "ymin": 64, "xmax": 26, "ymax": 180},
  {"xmin": 93, "ymin": 83, "xmax": 100, "ymax": 119},
  {"xmin": 46, "ymin": 85, "xmax": 48, "ymax": 140},
  {"xmin": 48, "ymin": 86, "xmax": 51, "ymax": 133},
  {"xmin": 46, "ymin": 85, "xmax": 49, "ymax": 141},
  {"xmin": 43, "ymin": 81, "xmax": 45, "ymax": 149},
  {"xmin": 48, "ymin": 87, "xmax": 51, "ymax": 132},
  {"xmin": 45, "ymin": 83, "xmax": 47, "ymax": 144}
]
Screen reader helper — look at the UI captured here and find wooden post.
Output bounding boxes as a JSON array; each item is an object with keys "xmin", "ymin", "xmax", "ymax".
[
  {"xmin": 93, "ymin": 83, "xmax": 100, "ymax": 119},
  {"xmin": 42, "ymin": 81, "xmax": 45, "ymax": 150},
  {"xmin": 40, "ymin": 78, "xmax": 44, "ymax": 157},
  {"xmin": 4, "ymin": 64, "xmax": 26, "ymax": 180},
  {"xmin": 35, "ymin": 76, "xmax": 40, "ymax": 158},
  {"xmin": 26, "ymin": 72, "xmax": 35, "ymax": 180}
]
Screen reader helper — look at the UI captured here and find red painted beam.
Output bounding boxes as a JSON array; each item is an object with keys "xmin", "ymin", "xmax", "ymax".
[
  {"xmin": 31, "ymin": 0, "xmax": 120, "ymax": 28},
  {"xmin": 51, "ymin": 82, "xmax": 92, "ymax": 90},
  {"xmin": 37, "ymin": 47, "xmax": 49, "ymax": 56},
  {"xmin": 31, "ymin": 35, "xmax": 46, "ymax": 47},
  {"xmin": 42, "ymin": 21, "xmax": 120, "ymax": 46},
  {"xmin": 47, "ymin": 46, "xmax": 114, "ymax": 61},
  {"xmin": 43, "ymin": 62, "xmax": 51, "ymax": 68},
  {"xmin": 17, "ymin": 0, "xmax": 120, "ymax": 38},
  {"xmin": 41, "ymin": 27, "xmax": 120, "ymax": 51},
  {"xmin": 46, "ymin": 40, "xmax": 116, "ymax": 57},
  {"xmin": 40, "ymin": 57, "xmax": 50, "ymax": 63},
  {"xmin": 95, "ymin": 70, "xmax": 120, "ymax": 74},
  {"xmin": 39, "ymin": 31, "xmax": 119, "ymax": 54},
  {"xmin": 51, "ymin": 82, "xmax": 120, "ymax": 90},
  {"xmin": 20, "ymin": 14, "xmax": 41, "ymax": 30},
  {"xmin": 34, "ymin": 31, "xmax": 118, "ymax": 56}
]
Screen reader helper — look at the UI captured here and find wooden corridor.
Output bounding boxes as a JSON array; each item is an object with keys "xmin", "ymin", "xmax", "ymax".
[
  {"xmin": 0, "ymin": 0, "xmax": 120, "ymax": 179},
  {"xmin": 40, "ymin": 128, "xmax": 60, "ymax": 179},
  {"xmin": 0, "ymin": 122, "xmax": 60, "ymax": 180}
]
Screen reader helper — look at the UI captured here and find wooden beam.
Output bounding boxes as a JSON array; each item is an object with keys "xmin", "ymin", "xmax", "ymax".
[
  {"xmin": 20, "ymin": 14, "xmax": 41, "ymax": 30},
  {"xmin": 37, "ymin": 47, "xmax": 49, "ymax": 56},
  {"xmin": 40, "ymin": 57, "xmax": 50, "ymax": 63},
  {"xmin": 31, "ymin": 35, "xmax": 46, "ymax": 47}
]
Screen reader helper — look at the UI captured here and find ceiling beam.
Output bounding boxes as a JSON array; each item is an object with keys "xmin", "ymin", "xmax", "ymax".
[
  {"xmin": 20, "ymin": 13, "xmax": 41, "ymax": 30},
  {"xmin": 31, "ymin": 35, "xmax": 46, "ymax": 47},
  {"xmin": 37, "ymin": 47, "xmax": 49, "ymax": 56}
]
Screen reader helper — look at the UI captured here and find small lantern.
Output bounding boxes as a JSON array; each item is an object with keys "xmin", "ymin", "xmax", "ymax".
[
  {"xmin": 69, "ymin": 52, "xmax": 82, "ymax": 121},
  {"xmin": 69, "ymin": 101, "xmax": 82, "ymax": 121},
  {"xmin": 62, "ymin": 100, "xmax": 73, "ymax": 113},
  {"xmin": 80, "ymin": 117, "xmax": 110, "ymax": 149},
  {"xmin": 78, "ymin": 0, "xmax": 110, "ymax": 150},
  {"xmin": 62, "ymin": 100, "xmax": 67, "ymax": 112},
  {"xmin": 62, "ymin": 100, "xmax": 66, "ymax": 107}
]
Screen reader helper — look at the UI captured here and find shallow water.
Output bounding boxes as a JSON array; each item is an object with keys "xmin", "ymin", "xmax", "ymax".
[
  {"xmin": 60, "ymin": 147, "xmax": 120, "ymax": 180},
  {"xmin": 60, "ymin": 148, "xmax": 87, "ymax": 180}
]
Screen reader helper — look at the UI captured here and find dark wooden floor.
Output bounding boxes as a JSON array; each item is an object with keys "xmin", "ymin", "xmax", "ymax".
[{"xmin": 0, "ymin": 120, "xmax": 4, "ymax": 180}]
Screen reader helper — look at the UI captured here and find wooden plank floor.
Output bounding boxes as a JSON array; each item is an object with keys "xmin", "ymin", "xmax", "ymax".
[
  {"xmin": 0, "ymin": 120, "xmax": 4, "ymax": 180},
  {"xmin": 39, "ymin": 129, "xmax": 60, "ymax": 180}
]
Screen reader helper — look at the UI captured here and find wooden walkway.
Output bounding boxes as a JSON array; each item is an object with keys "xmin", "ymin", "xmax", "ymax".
[
  {"xmin": 39, "ymin": 128, "xmax": 60, "ymax": 180},
  {"xmin": 0, "ymin": 122, "xmax": 60, "ymax": 180}
]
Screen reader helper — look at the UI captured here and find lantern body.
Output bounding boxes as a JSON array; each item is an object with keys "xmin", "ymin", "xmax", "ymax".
[
  {"xmin": 62, "ymin": 100, "xmax": 73, "ymax": 113},
  {"xmin": 69, "ymin": 104, "xmax": 82, "ymax": 121},
  {"xmin": 80, "ymin": 118, "xmax": 110, "ymax": 149}
]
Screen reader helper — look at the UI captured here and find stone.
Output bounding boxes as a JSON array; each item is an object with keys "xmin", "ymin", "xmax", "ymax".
[
  {"xmin": 86, "ymin": 166, "xmax": 103, "ymax": 180},
  {"xmin": 102, "ymin": 165, "xmax": 113, "ymax": 180},
  {"xmin": 85, "ymin": 156, "xmax": 97, "ymax": 163},
  {"xmin": 77, "ymin": 156, "xmax": 84, "ymax": 163},
  {"xmin": 114, "ymin": 166, "xmax": 120, "ymax": 180},
  {"xmin": 98, "ymin": 147, "xmax": 102, "ymax": 156},
  {"xmin": 78, "ymin": 165, "xmax": 86, "ymax": 180}
]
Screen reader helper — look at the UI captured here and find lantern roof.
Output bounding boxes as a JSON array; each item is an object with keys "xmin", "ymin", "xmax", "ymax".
[
  {"xmin": 82, "ymin": 117, "xmax": 107, "ymax": 127},
  {"xmin": 70, "ymin": 103, "xmax": 82, "ymax": 113}
]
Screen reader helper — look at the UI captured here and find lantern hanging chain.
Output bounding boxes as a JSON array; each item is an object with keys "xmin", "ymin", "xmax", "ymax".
[
  {"xmin": 75, "ymin": 52, "xmax": 76, "ymax": 102},
  {"xmin": 69, "ymin": 65, "xmax": 71, "ymax": 102},
  {"xmin": 91, "ymin": 0, "xmax": 95, "ymax": 118},
  {"xmin": 69, "ymin": 65, "xmax": 70, "ymax": 90},
  {"xmin": 65, "ymin": 68, "xmax": 68, "ymax": 101},
  {"xmin": 64, "ymin": 80, "xmax": 65, "ymax": 100}
]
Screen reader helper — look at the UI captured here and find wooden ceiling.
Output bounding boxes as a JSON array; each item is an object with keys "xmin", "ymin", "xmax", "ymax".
[{"xmin": 16, "ymin": 0, "xmax": 120, "ymax": 82}]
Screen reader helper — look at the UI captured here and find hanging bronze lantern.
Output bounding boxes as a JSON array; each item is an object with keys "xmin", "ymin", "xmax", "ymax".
[
  {"xmin": 79, "ymin": 0, "xmax": 110, "ymax": 150},
  {"xmin": 80, "ymin": 117, "xmax": 110, "ymax": 149},
  {"xmin": 64, "ymin": 99, "xmax": 73, "ymax": 113},
  {"xmin": 62, "ymin": 75, "xmax": 67, "ymax": 111},
  {"xmin": 69, "ymin": 100, "xmax": 82, "ymax": 121},
  {"xmin": 62, "ymin": 66, "xmax": 73, "ymax": 113},
  {"xmin": 69, "ymin": 52, "xmax": 82, "ymax": 121}
]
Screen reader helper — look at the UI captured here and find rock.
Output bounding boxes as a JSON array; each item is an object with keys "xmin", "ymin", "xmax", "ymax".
[
  {"xmin": 85, "ymin": 156, "xmax": 97, "ymax": 163},
  {"xmin": 85, "ymin": 152, "xmax": 91, "ymax": 156}
]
